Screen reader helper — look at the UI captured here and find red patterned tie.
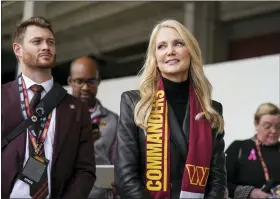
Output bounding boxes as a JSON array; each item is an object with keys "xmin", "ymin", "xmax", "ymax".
[
  {"xmin": 29, "ymin": 84, "xmax": 49, "ymax": 199},
  {"xmin": 29, "ymin": 84, "xmax": 44, "ymax": 115}
]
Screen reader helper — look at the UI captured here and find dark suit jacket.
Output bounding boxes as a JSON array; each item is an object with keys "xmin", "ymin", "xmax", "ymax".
[
  {"xmin": 1, "ymin": 80, "xmax": 96, "ymax": 199},
  {"xmin": 115, "ymin": 90, "xmax": 226, "ymax": 199}
]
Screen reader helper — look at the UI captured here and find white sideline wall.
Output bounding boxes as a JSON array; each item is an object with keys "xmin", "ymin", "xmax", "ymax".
[{"xmin": 64, "ymin": 54, "xmax": 280, "ymax": 149}]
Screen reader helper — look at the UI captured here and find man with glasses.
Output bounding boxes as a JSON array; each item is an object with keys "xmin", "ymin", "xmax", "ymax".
[{"xmin": 68, "ymin": 56, "xmax": 119, "ymax": 199}]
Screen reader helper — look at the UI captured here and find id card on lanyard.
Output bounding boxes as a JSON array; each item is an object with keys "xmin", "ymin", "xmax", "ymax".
[{"xmin": 17, "ymin": 75, "xmax": 52, "ymax": 186}]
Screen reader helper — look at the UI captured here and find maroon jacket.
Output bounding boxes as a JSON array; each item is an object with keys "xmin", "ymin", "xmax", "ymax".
[{"xmin": 1, "ymin": 80, "xmax": 96, "ymax": 199}]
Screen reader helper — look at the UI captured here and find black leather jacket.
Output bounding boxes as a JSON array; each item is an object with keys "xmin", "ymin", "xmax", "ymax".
[{"xmin": 115, "ymin": 90, "xmax": 227, "ymax": 199}]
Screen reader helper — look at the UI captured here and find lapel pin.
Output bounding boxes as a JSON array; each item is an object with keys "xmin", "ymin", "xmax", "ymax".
[
  {"xmin": 70, "ymin": 104, "xmax": 75, "ymax": 109},
  {"xmin": 100, "ymin": 121, "xmax": 107, "ymax": 126}
]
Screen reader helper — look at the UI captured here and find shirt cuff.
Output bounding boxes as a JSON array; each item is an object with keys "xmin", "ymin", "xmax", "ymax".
[{"xmin": 234, "ymin": 185, "xmax": 255, "ymax": 199}]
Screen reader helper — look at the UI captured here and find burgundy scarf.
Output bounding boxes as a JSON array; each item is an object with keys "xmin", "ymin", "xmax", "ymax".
[{"xmin": 145, "ymin": 77, "xmax": 213, "ymax": 198}]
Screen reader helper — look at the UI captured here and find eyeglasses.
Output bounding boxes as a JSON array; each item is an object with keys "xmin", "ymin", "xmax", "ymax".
[
  {"xmin": 261, "ymin": 123, "xmax": 280, "ymax": 131},
  {"xmin": 70, "ymin": 78, "xmax": 99, "ymax": 88}
]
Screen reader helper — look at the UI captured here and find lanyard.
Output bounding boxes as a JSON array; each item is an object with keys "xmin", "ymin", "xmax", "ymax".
[
  {"xmin": 255, "ymin": 138, "xmax": 270, "ymax": 182},
  {"xmin": 18, "ymin": 75, "xmax": 52, "ymax": 155}
]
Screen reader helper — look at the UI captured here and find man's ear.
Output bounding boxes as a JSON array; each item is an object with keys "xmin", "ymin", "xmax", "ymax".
[
  {"xmin": 97, "ymin": 76, "xmax": 101, "ymax": 85},
  {"xmin": 254, "ymin": 120, "xmax": 260, "ymax": 131},
  {"xmin": 13, "ymin": 43, "xmax": 22, "ymax": 59},
  {"xmin": 67, "ymin": 76, "xmax": 72, "ymax": 86},
  {"xmin": 96, "ymin": 71, "xmax": 101, "ymax": 85}
]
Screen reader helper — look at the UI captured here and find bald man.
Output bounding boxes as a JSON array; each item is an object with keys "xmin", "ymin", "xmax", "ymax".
[{"xmin": 68, "ymin": 56, "xmax": 119, "ymax": 199}]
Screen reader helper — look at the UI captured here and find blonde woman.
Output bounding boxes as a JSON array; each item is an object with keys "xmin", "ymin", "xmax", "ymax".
[
  {"xmin": 115, "ymin": 19, "xmax": 226, "ymax": 199},
  {"xmin": 226, "ymin": 103, "xmax": 280, "ymax": 199}
]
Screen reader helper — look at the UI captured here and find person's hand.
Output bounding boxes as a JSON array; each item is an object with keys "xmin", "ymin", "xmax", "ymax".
[
  {"xmin": 111, "ymin": 181, "xmax": 117, "ymax": 195},
  {"xmin": 224, "ymin": 187, "xmax": 229, "ymax": 199},
  {"xmin": 249, "ymin": 188, "xmax": 270, "ymax": 198}
]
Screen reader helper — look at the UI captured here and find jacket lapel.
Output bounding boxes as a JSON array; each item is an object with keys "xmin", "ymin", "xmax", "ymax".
[
  {"xmin": 4, "ymin": 80, "xmax": 26, "ymax": 164},
  {"xmin": 90, "ymin": 99, "xmax": 108, "ymax": 118},
  {"xmin": 182, "ymin": 100, "xmax": 190, "ymax": 143},
  {"xmin": 168, "ymin": 103, "xmax": 188, "ymax": 160},
  {"xmin": 52, "ymin": 96, "xmax": 75, "ymax": 165},
  {"xmin": 1, "ymin": 80, "xmax": 26, "ymax": 194}
]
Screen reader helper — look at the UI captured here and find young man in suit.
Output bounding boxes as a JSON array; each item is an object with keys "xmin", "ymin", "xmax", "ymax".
[
  {"xmin": 1, "ymin": 16, "xmax": 96, "ymax": 199},
  {"xmin": 68, "ymin": 56, "xmax": 119, "ymax": 199}
]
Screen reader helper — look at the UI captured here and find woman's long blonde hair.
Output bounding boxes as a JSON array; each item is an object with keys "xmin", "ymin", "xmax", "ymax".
[{"xmin": 134, "ymin": 19, "xmax": 224, "ymax": 133}]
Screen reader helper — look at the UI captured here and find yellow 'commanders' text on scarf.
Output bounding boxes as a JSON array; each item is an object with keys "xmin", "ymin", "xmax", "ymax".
[{"xmin": 145, "ymin": 77, "xmax": 213, "ymax": 199}]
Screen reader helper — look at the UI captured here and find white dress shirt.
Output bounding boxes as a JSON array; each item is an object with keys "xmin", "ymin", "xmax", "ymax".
[{"xmin": 10, "ymin": 74, "xmax": 56, "ymax": 198}]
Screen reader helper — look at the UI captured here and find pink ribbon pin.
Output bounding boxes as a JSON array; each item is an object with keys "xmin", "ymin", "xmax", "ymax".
[{"xmin": 248, "ymin": 149, "xmax": 257, "ymax": 160}]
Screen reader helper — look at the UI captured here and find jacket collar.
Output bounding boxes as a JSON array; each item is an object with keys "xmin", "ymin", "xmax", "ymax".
[
  {"xmin": 168, "ymin": 101, "xmax": 189, "ymax": 160},
  {"xmin": 89, "ymin": 99, "xmax": 108, "ymax": 118}
]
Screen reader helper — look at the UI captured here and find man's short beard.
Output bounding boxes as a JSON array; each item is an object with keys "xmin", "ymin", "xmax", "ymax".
[
  {"xmin": 22, "ymin": 51, "xmax": 56, "ymax": 69},
  {"xmin": 78, "ymin": 95, "xmax": 96, "ymax": 108}
]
